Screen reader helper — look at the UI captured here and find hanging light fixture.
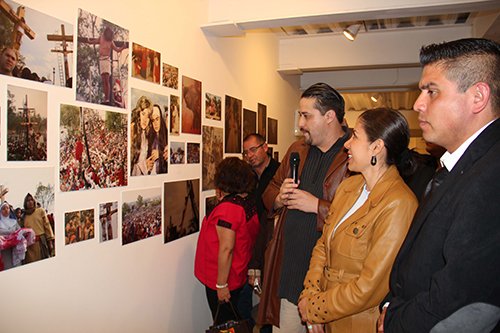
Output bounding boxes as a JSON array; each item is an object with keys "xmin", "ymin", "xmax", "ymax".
[{"xmin": 343, "ymin": 23, "xmax": 361, "ymax": 41}]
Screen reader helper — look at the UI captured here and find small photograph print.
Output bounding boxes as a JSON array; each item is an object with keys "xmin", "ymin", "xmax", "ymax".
[
  {"xmin": 122, "ymin": 187, "xmax": 162, "ymax": 245},
  {"xmin": 274, "ymin": 151, "xmax": 280, "ymax": 162},
  {"xmin": 170, "ymin": 95, "xmax": 180, "ymax": 135},
  {"xmin": 205, "ymin": 195, "xmax": 218, "ymax": 217},
  {"xmin": 258, "ymin": 103, "xmax": 267, "ymax": 140},
  {"xmin": 243, "ymin": 108, "xmax": 256, "ymax": 141},
  {"xmin": 1, "ymin": 0, "xmax": 73, "ymax": 87},
  {"xmin": 268, "ymin": 146, "xmax": 273, "ymax": 158},
  {"xmin": 268, "ymin": 117, "xmax": 278, "ymax": 145},
  {"xmin": 182, "ymin": 76, "xmax": 202, "ymax": 134},
  {"xmin": 132, "ymin": 43, "xmax": 160, "ymax": 84},
  {"xmin": 205, "ymin": 93, "xmax": 221, "ymax": 121},
  {"xmin": 99, "ymin": 201, "xmax": 118, "ymax": 242},
  {"xmin": 164, "ymin": 179, "xmax": 200, "ymax": 243},
  {"xmin": 170, "ymin": 141, "xmax": 185, "ymax": 164},
  {"xmin": 60, "ymin": 104, "xmax": 128, "ymax": 191},
  {"xmin": 162, "ymin": 63, "xmax": 178, "ymax": 89},
  {"xmin": 202, "ymin": 126, "xmax": 223, "ymax": 191},
  {"xmin": 187, "ymin": 143, "xmax": 200, "ymax": 164},
  {"xmin": 7, "ymin": 85, "xmax": 47, "ymax": 161},
  {"xmin": 77, "ymin": 9, "xmax": 129, "ymax": 107},
  {"xmin": 224, "ymin": 95, "xmax": 242, "ymax": 153},
  {"xmin": 130, "ymin": 89, "xmax": 169, "ymax": 177},
  {"xmin": 64, "ymin": 208, "xmax": 95, "ymax": 245},
  {"xmin": 0, "ymin": 166, "xmax": 55, "ymax": 271}
]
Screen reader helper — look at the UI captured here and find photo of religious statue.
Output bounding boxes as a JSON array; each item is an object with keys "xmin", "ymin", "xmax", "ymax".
[
  {"xmin": 205, "ymin": 92, "xmax": 221, "ymax": 121},
  {"xmin": 162, "ymin": 63, "xmax": 178, "ymax": 89},
  {"xmin": 268, "ymin": 117, "xmax": 278, "ymax": 144},
  {"xmin": 132, "ymin": 42, "xmax": 160, "ymax": 84},
  {"xmin": 187, "ymin": 143, "xmax": 200, "ymax": 164},
  {"xmin": 170, "ymin": 95, "xmax": 180, "ymax": 135},
  {"xmin": 64, "ymin": 208, "xmax": 94, "ymax": 245},
  {"xmin": 130, "ymin": 89, "xmax": 169, "ymax": 177},
  {"xmin": 0, "ymin": 0, "xmax": 73, "ymax": 87},
  {"xmin": 182, "ymin": 75, "xmax": 202, "ymax": 134},
  {"xmin": 258, "ymin": 103, "xmax": 267, "ymax": 140},
  {"xmin": 122, "ymin": 187, "xmax": 162, "ymax": 246},
  {"xmin": 59, "ymin": 104, "xmax": 128, "ymax": 191},
  {"xmin": 99, "ymin": 201, "xmax": 118, "ymax": 242},
  {"xmin": 170, "ymin": 141, "xmax": 185, "ymax": 165},
  {"xmin": 224, "ymin": 95, "xmax": 242, "ymax": 153},
  {"xmin": 7, "ymin": 85, "xmax": 47, "ymax": 161},
  {"xmin": 202, "ymin": 126, "xmax": 223, "ymax": 191},
  {"xmin": 243, "ymin": 108, "xmax": 256, "ymax": 141},
  {"xmin": 76, "ymin": 9, "xmax": 129, "ymax": 107},
  {"xmin": 0, "ymin": 166, "xmax": 55, "ymax": 272},
  {"xmin": 164, "ymin": 179, "xmax": 199, "ymax": 244}
]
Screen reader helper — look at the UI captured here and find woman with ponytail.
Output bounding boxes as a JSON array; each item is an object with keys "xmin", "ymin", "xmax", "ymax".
[{"xmin": 298, "ymin": 108, "xmax": 418, "ymax": 333}]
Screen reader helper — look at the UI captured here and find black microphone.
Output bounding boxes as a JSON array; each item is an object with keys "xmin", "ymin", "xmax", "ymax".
[{"xmin": 290, "ymin": 152, "xmax": 300, "ymax": 184}]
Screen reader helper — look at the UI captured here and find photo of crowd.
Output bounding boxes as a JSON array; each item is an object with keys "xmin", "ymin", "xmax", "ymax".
[
  {"xmin": 122, "ymin": 187, "xmax": 162, "ymax": 245},
  {"xmin": 64, "ymin": 208, "xmax": 95, "ymax": 245},
  {"xmin": 130, "ymin": 89, "xmax": 169, "ymax": 176},
  {"xmin": 164, "ymin": 179, "xmax": 199, "ymax": 244},
  {"xmin": 202, "ymin": 125, "xmax": 223, "ymax": 191},
  {"xmin": 170, "ymin": 95, "xmax": 180, "ymax": 135},
  {"xmin": 224, "ymin": 95, "xmax": 242, "ymax": 153},
  {"xmin": 59, "ymin": 104, "xmax": 128, "ymax": 191},
  {"xmin": 182, "ymin": 75, "xmax": 202, "ymax": 134},
  {"xmin": 99, "ymin": 201, "xmax": 118, "ymax": 242},
  {"xmin": 76, "ymin": 9, "xmax": 129, "ymax": 107},
  {"xmin": 187, "ymin": 143, "xmax": 200, "ymax": 164},
  {"xmin": 0, "ymin": 0, "xmax": 73, "ymax": 87},
  {"xmin": 170, "ymin": 141, "xmax": 185, "ymax": 164},
  {"xmin": 7, "ymin": 85, "xmax": 47, "ymax": 161},
  {"xmin": 0, "ymin": 167, "xmax": 55, "ymax": 272},
  {"xmin": 205, "ymin": 92, "xmax": 221, "ymax": 121},
  {"xmin": 132, "ymin": 43, "xmax": 160, "ymax": 84},
  {"xmin": 162, "ymin": 63, "xmax": 178, "ymax": 89}
]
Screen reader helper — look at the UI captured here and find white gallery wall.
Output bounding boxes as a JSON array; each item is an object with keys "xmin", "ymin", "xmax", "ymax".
[{"xmin": 0, "ymin": 0, "xmax": 300, "ymax": 332}]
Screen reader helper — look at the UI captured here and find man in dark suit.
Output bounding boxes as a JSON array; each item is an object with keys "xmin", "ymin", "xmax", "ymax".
[{"xmin": 378, "ymin": 38, "xmax": 500, "ymax": 332}]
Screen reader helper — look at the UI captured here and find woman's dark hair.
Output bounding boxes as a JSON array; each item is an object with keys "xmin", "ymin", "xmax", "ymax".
[
  {"xmin": 215, "ymin": 157, "xmax": 256, "ymax": 194},
  {"xmin": 358, "ymin": 108, "xmax": 415, "ymax": 177}
]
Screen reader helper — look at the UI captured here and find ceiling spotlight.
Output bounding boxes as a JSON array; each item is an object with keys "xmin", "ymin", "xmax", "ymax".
[
  {"xmin": 370, "ymin": 95, "xmax": 378, "ymax": 103},
  {"xmin": 343, "ymin": 23, "xmax": 361, "ymax": 41}
]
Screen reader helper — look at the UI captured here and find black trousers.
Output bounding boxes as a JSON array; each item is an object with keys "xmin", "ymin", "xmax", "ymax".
[{"xmin": 205, "ymin": 285, "xmax": 243, "ymax": 325}]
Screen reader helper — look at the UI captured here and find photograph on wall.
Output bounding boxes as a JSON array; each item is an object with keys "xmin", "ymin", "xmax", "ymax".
[
  {"xmin": 274, "ymin": 151, "xmax": 280, "ymax": 162},
  {"xmin": 224, "ymin": 95, "xmax": 242, "ymax": 153},
  {"xmin": 0, "ymin": 0, "xmax": 73, "ymax": 87},
  {"xmin": 164, "ymin": 179, "xmax": 199, "ymax": 244},
  {"xmin": 205, "ymin": 195, "xmax": 218, "ymax": 217},
  {"xmin": 130, "ymin": 88, "xmax": 169, "ymax": 176},
  {"xmin": 205, "ymin": 92, "xmax": 221, "ymax": 121},
  {"xmin": 182, "ymin": 75, "xmax": 201, "ymax": 134},
  {"xmin": 243, "ymin": 108, "xmax": 256, "ymax": 141},
  {"xmin": 187, "ymin": 142, "xmax": 200, "ymax": 164},
  {"xmin": 257, "ymin": 103, "xmax": 267, "ymax": 140},
  {"xmin": 202, "ymin": 125, "xmax": 223, "ymax": 191},
  {"xmin": 7, "ymin": 85, "xmax": 47, "ymax": 161},
  {"xmin": 170, "ymin": 95, "xmax": 180, "ymax": 135},
  {"xmin": 170, "ymin": 141, "xmax": 185, "ymax": 164},
  {"xmin": 76, "ymin": 9, "xmax": 129, "ymax": 108},
  {"xmin": 162, "ymin": 63, "xmax": 178, "ymax": 89},
  {"xmin": 132, "ymin": 42, "xmax": 160, "ymax": 84},
  {"xmin": 122, "ymin": 187, "xmax": 162, "ymax": 245},
  {"xmin": 0, "ymin": 166, "xmax": 55, "ymax": 271},
  {"xmin": 59, "ymin": 104, "xmax": 128, "ymax": 191},
  {"xmin": 99, "ymin": 201, "xmax": 118, "ymax": 242},
  {"xmin": 268, "ymin": 117, "xmax": 278, "ymax": 145},
  {"xmin": 64, "ymin": 208, "xmax": 94, "ymax": 245}
]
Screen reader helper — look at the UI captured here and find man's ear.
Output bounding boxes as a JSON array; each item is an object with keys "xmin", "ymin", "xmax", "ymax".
[
  {"xmin": 471, "ymin": 82, "xmax": 490, "ymax": 114},
  {"xmin": 324, "ymin": 110, "xmax": 338, "ymax": 124}
]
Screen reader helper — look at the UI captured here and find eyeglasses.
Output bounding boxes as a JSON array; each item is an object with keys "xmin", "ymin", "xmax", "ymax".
[{"xmin": 242, "ymin": 143, "xmax": 264, "ymax": 157}]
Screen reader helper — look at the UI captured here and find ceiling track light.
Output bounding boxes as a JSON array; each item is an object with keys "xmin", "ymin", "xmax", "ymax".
[{"xmin": 343, "ymin": 23, "xmax": 362, "ymax": 41}]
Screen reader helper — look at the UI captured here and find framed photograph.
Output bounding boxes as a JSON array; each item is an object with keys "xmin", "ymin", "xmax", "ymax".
[
  {"xmin": 274, "ymin": 151, "xmax": 280, "ymax": 162},
  {"xmin": 224, "ymin": 95, "xmax": 242, "ymax": 153},
  {"xmin": 258, "ymin": 103, "xmax": 267, "ymax": 140},
  {"xmin": 65, "ymin": 209, "xmax": 95, "ymax": 245},
  {"xmin": 205, "ymin": 93, "xmax": 221, "ymax": 121},
  {"xmin": 187, "ymin": 143, "xmax": 200, "ymax": 164},
  {"xmin": 202, "ymin": 126, "xmax": 223, "ymax": 191},
  {"xmin": 205, "ymin": 196, "xmax": 218, "ymax": 217},
  {"xmin": 182, "ymin": 76, "xmax": 202, "ymax": 134},
  {"xmin": 170, "ymin": 142, "xmax": 185, "ymax": 164},
  {"xmin": 162, "ymin": 63, "xmax": 178, "ymax": 89},
  {"xmin": 132, "ymin": 43, "xmax": 160, "ymax": 84},
  {"xmin": 99, "ymin": 201, "xmax": 118, "ymax": 242},
  {"xmin": 268, "ymin": 117, "xmax": 278, "ymax": 144},
  {"xmin": 243, "ymin": 108, "xmax": 256, "ymax": 140},
  {"xmin": 170, "ymin": 95, "xmax": 180, "ymax": 135}
]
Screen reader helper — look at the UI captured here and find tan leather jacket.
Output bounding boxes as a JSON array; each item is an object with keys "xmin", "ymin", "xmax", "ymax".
[
  {"xmin": 257, "ymin": 137, "xmax": 350, "ymax": 326},
  {"xmin": 299, "ymin": 166, "xmax": 417, "ymax": 333}
]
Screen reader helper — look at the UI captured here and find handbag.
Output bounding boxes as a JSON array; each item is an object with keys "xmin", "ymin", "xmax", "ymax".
[{"xmin": 205, "ymin": 301, "xmax": 252, "ymax": 333}]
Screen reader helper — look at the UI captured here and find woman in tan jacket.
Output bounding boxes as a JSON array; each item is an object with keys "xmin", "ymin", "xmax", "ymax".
[{"xmin": 298, "ymin": 108, "xmax": 418, "ymax": 333}]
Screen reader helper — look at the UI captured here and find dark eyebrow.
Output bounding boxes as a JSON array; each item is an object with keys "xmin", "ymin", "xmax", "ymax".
[{"xmin": 419, "ymin": 82, "xmax": 438, "ymax": 90}]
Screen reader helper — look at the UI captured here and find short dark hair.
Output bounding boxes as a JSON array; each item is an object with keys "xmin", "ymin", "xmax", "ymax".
[
  {"xmin": 301, "ymin": 82, "xmax": 345, "ymax": 122},
  {"xmin": 243, "ymin": 133, "xmax": 265, "ymax": 144},
  {"xmin": 420, "ymin": 38, "xmax": 500, "ymax": 112},
  {"xmin": 215, "ymin": 157, "xmax": 256, "ymax": 194}
]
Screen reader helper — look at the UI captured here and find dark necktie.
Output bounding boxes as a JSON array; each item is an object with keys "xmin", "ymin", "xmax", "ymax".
[{"xmin": 424, "ymin": 166, "xmax": 449, "ymax": 198}]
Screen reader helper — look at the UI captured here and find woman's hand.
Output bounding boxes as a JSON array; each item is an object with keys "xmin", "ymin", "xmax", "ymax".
[
  {"xmin": 217, "ymin": 286, "xmax": 231, "ymax": 302},
  {"xmin": 298, "ymin": 297, "xmax": 309, "ymax": 322}
]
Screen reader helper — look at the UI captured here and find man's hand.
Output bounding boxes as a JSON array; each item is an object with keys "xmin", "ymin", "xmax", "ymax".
[
  {"xmin": 286, "ymin": 188, "xmax": 319, "ymax": 213},
  {"xmin": 377, "ymin": 307, "xmax": 387, "ymax": 333},
  {"xmin": 275, "ymin": 178, "xmax": 298, "ymax": 209}
]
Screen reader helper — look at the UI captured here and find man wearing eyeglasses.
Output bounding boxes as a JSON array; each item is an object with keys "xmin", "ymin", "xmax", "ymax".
[{"xmin": 256, "ymin": 83, "xmax": 351, "ymax": 333}]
